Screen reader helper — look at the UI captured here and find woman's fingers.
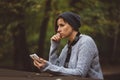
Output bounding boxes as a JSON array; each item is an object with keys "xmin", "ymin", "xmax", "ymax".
[
  {"xmin": 33, "ymin": 60, "xmax": 41, "ymax": 69},
  {"xmin": 51, "ymin": 33, "xmax": 61, "ymax": 42},
  {"xmin": 33, "ymin": 58, "xmax": 47, "ymax": 69},
  {"xmin": 39, "ymin": 58, "xmax": 47, "ymax": 64}
]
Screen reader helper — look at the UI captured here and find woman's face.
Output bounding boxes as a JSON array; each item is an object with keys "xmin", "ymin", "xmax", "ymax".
[{"xmin": 57, "ymin": 18, "xmax": 73, "ymax": 39}]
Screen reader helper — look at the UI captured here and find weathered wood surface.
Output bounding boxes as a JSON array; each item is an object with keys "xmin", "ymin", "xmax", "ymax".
[{"xmin": 0, "ymin": 69, "xmax": 93, "ymax": 80}]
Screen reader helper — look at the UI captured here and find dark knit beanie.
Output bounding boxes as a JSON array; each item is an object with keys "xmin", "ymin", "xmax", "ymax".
[{"xmin": 55, "ymin": 12, "xmax": 81, "ymax": 32}]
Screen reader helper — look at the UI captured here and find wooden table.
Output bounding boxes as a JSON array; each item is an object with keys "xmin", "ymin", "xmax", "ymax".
[{"xmin": 0, "ymin": 68, "xmax": 93, "ymax": 80}]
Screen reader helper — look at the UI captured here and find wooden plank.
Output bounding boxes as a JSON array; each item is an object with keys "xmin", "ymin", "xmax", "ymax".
[{"xmin": 0, "ymin": 69, "xmax": 93, "ymax": 80}]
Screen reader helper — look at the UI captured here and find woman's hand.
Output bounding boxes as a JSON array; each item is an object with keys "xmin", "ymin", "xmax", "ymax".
[
  {"xmin": 33, "ymin": 57, "xmax": 47, "ymax": 69},
  {"xmin": 51, "ymin": 33, "xmax": 62, "ymax": 42}
]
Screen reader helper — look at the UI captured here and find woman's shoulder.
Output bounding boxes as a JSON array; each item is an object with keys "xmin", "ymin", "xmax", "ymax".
[{"xmin": 79, "ymin": 34, "xmax": 94, "ymax": 42}]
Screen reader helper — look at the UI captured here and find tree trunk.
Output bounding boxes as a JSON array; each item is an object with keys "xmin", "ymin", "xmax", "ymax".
[
  {"xmin": 112, "ymin": 26, "xmax": 119, "ymax": 62},
  {"xmin": 12, "ymin": 23, "xmax": 32, "ymax": 71},
  {"xmin": 37, "ymin": 0, "xmax": 51, "ymax": 58}
]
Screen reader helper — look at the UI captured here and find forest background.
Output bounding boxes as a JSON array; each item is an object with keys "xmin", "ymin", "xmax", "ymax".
[{"xmin": 0, "ymin": 0, "xmax": 120, "ymax": 72}]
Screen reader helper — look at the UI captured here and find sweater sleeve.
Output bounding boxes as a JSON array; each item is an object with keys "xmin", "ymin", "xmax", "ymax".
[
  {"xmin": 43, "ymin": 36, "xmax": 97, "ymax": 77},
  {"xmin": 48, "ymin": 40, "xmax": 60, "ymax": 64}
]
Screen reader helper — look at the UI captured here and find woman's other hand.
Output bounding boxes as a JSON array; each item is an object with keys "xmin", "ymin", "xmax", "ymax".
[{"xmin": 33, "ymin": 57, "xmax": 47, "ymax": 69}]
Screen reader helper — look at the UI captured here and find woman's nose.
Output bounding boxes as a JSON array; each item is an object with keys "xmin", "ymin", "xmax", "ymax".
[{"xmin": 57, "ymin": 27, "xmax": 61, "ymax": 33}]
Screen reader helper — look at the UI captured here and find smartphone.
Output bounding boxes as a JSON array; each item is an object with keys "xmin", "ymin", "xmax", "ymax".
[{"xmin": 29, "ymin": 53, "xmax": 39, "ymax": 61}]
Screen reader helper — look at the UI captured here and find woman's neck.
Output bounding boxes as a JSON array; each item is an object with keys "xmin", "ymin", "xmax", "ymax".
[{"xmin": 68, "ymin": 31, "xmax": 78, "ymax": 43}]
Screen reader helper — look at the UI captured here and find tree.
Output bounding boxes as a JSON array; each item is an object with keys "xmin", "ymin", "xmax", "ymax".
[
  {"xmin": 12, "ymin": 23, "xmax": 31, "ymax": 71},
  {"xmin": 0, "ymin": 0, "xmax": 38, "ymax": 71},
  {"xmin": 37, "ymin": 0, "xmax": 52, "ymax": 58},
  {"xmin": 101, "ymin": 0, "xmax": 120, "ymax": 63}
]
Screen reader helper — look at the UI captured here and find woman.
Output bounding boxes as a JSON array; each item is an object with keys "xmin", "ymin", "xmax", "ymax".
[{"xmin": 33, "ymin": 12, "xmax": 103, "ymax": 79}]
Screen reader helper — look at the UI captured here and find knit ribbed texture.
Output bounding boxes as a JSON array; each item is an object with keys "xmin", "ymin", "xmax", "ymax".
[{"xmin": 43, "ymin": 34, "xmax": 103, "ymax": 80}]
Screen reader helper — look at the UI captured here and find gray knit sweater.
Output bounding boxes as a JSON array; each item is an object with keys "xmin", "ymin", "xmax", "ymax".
[{"xmin": 43, "ymin": 34, "xmax": 103, "ymax": 79}]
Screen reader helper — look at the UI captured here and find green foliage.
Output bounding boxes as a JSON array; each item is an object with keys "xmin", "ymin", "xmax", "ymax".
[
  {"xmin": 0, "ymin": 0, "xmax": 45, "ymax": 67},
  {"xmin": 80, "ymin": 25, "xmax": 94, "ymax": 34}
]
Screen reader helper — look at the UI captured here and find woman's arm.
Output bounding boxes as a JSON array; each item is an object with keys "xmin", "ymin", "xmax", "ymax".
[
  {"xmin": 49, "ymin": 33, "xmax": 61, "ymax": 64},
  {"xmin": 48, "ymin": 40, "xmax": 60, "ymax": 64}
]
